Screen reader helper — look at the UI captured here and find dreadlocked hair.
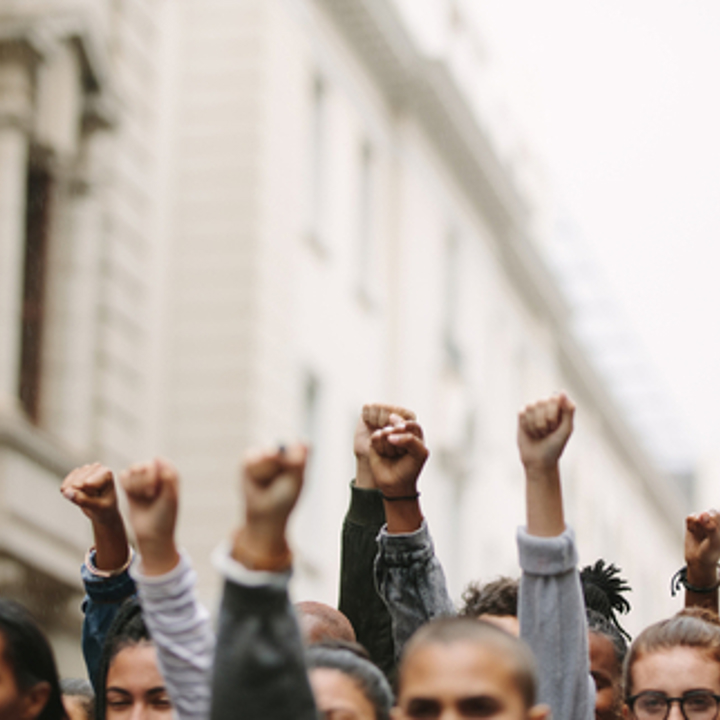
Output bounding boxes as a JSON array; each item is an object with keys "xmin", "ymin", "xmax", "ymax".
[
  {"xmin": 580, "ymin": 559, "xmax": 631, "ymax": 641},
  {"xmin": 95, "ymin": 598, "xmax": 152, "ymax": 720}
]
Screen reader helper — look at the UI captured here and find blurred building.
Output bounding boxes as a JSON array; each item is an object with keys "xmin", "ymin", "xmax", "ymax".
[{"xmin": 0, "ymin": 0, "xmax": 692, "ymax": 674}]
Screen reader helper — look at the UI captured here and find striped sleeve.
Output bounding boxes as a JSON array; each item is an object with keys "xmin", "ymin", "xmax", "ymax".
[{"xmin": 132, "ymin": 553, "xmax": 215, "ymax": 720}]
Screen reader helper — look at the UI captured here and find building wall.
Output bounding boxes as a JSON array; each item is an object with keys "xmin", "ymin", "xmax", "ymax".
[{"xmin": 0, "ymin": 0, "xmax": 688, "ymax": 677}]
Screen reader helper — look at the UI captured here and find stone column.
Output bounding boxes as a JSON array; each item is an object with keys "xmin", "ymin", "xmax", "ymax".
[{"xmin": 0, "ymin": 47, "xmax": 34, "ymax": 416}]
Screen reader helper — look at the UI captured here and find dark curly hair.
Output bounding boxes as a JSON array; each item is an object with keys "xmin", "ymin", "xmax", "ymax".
[{"xmin": 460, "ymin": 577, "xmax": 518, "ymax": 618}]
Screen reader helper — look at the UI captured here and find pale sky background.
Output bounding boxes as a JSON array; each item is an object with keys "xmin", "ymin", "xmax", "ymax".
[{"xmin": 463, "ymin": 2, "xmax": 720, "ymax": 478}]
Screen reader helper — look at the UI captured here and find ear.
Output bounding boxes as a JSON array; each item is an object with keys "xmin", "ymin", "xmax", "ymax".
[
  {"xmin": 528, "ymin": 703, "xmax": 551, "ymax": 720},
  {"xmin": 622, "ymin": 703, "xmax": 632, "ymax": 720},
  {"xmin": 20, "ymin": 681, "xmax": 51, "ymax": 720}
]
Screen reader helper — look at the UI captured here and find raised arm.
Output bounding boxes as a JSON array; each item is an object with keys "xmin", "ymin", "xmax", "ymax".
[
  {"xmin": 339, "ymin": 403, "xmax": 415, "ymax": 678},
  {"xmin": 120, "ymin": 458, "xmax": 214, "ymax": 720},
  {"xmin": 371, "ymin": 413, "xmax": 454, "ymax": 660},
  {"xmin": 517, "ymin": 393, "xmax": 593, "ymax": 720},
  {"xmin": 682, "ymin": 509, "xmax": 720, "ymax": 613},
  {"xmin": 210, "ymin": 444, "xmax": 316, "ymax": 720},
  {"xmin": 61, "ymin": 463, "xmax": 135, "ymax": 689}
]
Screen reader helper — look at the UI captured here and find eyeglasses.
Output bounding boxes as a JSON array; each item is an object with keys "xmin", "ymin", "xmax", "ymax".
[{"xmin": 627, "ymin": 691, "xmax": 720, "ymax": 720}]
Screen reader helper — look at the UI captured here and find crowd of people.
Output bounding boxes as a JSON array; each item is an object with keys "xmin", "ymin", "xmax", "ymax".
[{"xmin": 2, "ymin": 392, "xmax": 720, "ymax": 720}]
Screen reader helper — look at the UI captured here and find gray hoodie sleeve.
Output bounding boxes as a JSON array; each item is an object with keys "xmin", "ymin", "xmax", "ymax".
[
  {"xmin": 518, "ymin": 525, "xmax": 594, "ymax": 720},
  {"xmin": 374, "ymin": 521, "xmax": 455, "ymax": 661}
]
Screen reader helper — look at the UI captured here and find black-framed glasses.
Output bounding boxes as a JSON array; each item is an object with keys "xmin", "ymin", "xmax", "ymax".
[{"xmin": 627, "ymin": 690, "xmax": 720, "ymax": 720}]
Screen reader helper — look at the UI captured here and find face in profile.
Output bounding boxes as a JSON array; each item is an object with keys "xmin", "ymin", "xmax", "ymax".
[
  {"xmin": 0, "ymin": 633, "xmax": 50, "ymax": 720},
  {"xmin": 393, "ymin": 640, "xmax": 548, "ymax": 720},
  {"xmin": 309, "ymin": 667, "xmax": 376, "ymax": 720},
  {"xmin": 624, "ymin": 647, "xmax": 720, "ymax": 720},
  {"xmin": 105, "ymin": 643, "xmax": 172, "ymax": 720}
]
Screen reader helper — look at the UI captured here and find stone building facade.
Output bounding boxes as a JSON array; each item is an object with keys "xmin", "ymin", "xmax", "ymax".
[{"xmin": 0, "ymin": 0, "xmax": 689, "ymax": 675}]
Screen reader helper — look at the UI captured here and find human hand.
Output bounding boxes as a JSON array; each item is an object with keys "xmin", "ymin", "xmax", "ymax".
[
  {"xmin": 61, "ymin": 463, "xmax": 129, "ymax": 571},
  {"xmin": 517, "ymin": 393, "xmax": 575, "ymax": 472},
  {"xmin": 354, "ymin": 404, "xmax": 416, "ymax": 488},
  {"xmin": 119, "ymin": 458, "xmax": 180, "ymax": 576},
  {"xmin": 368, "ymin": 414, "xmax": 428, "ymax": 499},
  {"xmin": 234, "ymin": 444, "xmax": 307, "ymax": 568},
  {"xmin": 686, "ymin": 510, "xmax": 720, "ymax": 571},
  {"xmin": 61, "ymin": 463, "xmax": 121, "ymax": 526}
]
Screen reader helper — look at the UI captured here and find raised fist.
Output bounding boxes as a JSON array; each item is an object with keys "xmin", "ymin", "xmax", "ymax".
[
  {"xmin": 119, "ymin": 458, "xmax": 179, "ymax": 549},
  {"xmin": 686, "ymin": 509, "xmax": 720, "ymax": 570},
  {"xmin": 354, "ymin": 404, "xmax": 416, "ymax": 488},
  {"xmin": 368, "ymin": 414, "xmax": 429, "ymax": 499},
  {"xmin": 61, "ymin": 463, "xmax": 120, "ymax": 526},
  {"xmin": 517, "ymin": 393, "xmax": 575, "ymax": 471},
  {"xmin": 242, "ymin": 444, "xmax": 308, "ymax": 528}
]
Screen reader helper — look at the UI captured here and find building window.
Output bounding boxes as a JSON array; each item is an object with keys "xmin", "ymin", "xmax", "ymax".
[
  {"xmin": 443, "ymin": 229, "xmax": 462, "ymax": 370},
  {"xmin": 308, "ymin": 74, "xmax": 328, "ymax": 252},
  {"xmin": 355, "ymin": 140, "xmax": 374, "ymax": 303},
  {"xmin": 18, "ymin": 156, "xmax": 53, "ymax": 423}
]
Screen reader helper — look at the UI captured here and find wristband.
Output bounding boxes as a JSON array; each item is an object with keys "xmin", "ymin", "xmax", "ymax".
[
  {"xmin": 671, "ymin": 565, "xmax": 720, "ymax": 596},
  {"xmin": 85, "ymin": 546, "xmax": 134, "ymax": 578},
  {"xmin": 381, "ymin": 491, "xmax": 421, "ymax": 502}
]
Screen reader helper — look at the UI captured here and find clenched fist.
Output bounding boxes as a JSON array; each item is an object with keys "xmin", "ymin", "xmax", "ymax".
[
  {"xmin": 517, "ymin": 393, "xmax": 575, "ymax": 471},
  {"xmin": 354, "ymin": 404, "xmax": 417, "ymax": 488},
  {"xmin": 119, "ymin": 458, "xmax": 180, "ymax": 576},
  {"xmin": 61, "ymin": 463, "xmax": 120, "ymax": 526},
  {"xmin": 368, "ymin": 414, "xmax": 428, "ymax": 499},
  {"xmin": 233, "ymin": 444, "xmax": 308, "ymax": 570}
]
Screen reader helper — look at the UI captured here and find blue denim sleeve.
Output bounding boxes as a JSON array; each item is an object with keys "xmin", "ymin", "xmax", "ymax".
[
  {"xmin": 81, "ymin": 551, "xmax": 137, "ymax": 691},
  {"xmin": 374, "ymin": 521, "xmax": 455, "ymax": 662}
]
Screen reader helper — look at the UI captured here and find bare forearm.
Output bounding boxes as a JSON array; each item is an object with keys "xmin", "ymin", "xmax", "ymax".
[
  {"xmin": 383, "ymin": 499, "xmax": 423, "ymax": 535},
  {"xmin": 524, "ymin": 465, "xmax": 565, "ymax": 538},
  {"xmin": 136, "ymin": 537, "xmax": 180, "ymax": 577},
  {"xmin": 92, "ymin": 514, "xmax": 130, "ymax": 571}
]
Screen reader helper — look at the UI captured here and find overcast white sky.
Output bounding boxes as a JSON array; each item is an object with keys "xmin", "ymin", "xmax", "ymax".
[{"xmin": 466, "ymin": 2, "xmax": 720, "ymax": 470}]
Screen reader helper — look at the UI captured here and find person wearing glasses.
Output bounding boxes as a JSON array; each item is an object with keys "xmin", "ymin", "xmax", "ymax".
[{"xmin": 624, "ymin": 609, "xmax": 720, "ymax": 720}]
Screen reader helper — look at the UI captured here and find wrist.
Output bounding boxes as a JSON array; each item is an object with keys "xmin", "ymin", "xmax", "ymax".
[
  {"xmin": 522, "ymin": 460, "xmax": 560, "ymax": 477},
  {"xmin": 139, "ymin": 544, "xmax": 181, "ymax": 577},
  {"xmin": 686, "ymin": 561, "xmax": 719, "ymax": 585},
  {"xmin": 354, "ymin": 457, "xmax": 375, "ymax": 489},
  {"xmin": 232, "ymin": 526, "xmax": 291, "ymax": 571},
  {"xmin": 384, "ymin": 497, "xmax": 423, "ymax": 534}
]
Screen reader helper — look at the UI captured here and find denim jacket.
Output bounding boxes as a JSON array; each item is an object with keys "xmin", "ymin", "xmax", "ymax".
[
  {"xmin": 374, "ymin": 520, "xmax": 455, "ymax": 663},
  {"xmin": 80, "ymin": 550, "xmax": 137, "ymax": 690}
]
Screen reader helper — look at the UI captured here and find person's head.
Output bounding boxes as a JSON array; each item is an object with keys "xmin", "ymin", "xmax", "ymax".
[
  {"xmin": 306, "ymin": 641, "xmax": 393, "ymax": 720},
  {"xmin": 95, "ymin": 599, "xmax": 171, "ymax": 720},
  {"xmin": 296, "ymin": 602, "xmax": 357, "ymax": 645},
  {"xmin": 0, "ymin": 599, "xmax": 66, "ymax": 720},
  {"xmin": 60, "ymin": 679, "xmax": 94, "ymax": 720},
  {"xmin": 623, "ymin": 609, "xmax": 720, "ymax": 720},
  {"xmin": 394, "ymin": 617, "xmax": 548, "ymax": 720},
  {"xmin": 587, "ymin": 610, "xmax": 627, "ymax": 720},
  {"xmin": 460, "ymin": 577, "xmax": 520, "ymax": 637}
]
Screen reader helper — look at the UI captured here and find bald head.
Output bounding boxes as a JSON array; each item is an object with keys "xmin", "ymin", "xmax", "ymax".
[{"xmin": 296, "ymin": 602, "xmax": 356, "ymax": 645}]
